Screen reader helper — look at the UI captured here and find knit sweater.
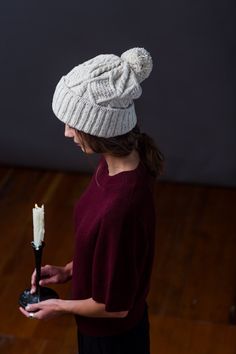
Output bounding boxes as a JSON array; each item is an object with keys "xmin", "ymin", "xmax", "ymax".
[{"xmin": 72, "ymin": 155, "xmax": 156, "ymax": 336}]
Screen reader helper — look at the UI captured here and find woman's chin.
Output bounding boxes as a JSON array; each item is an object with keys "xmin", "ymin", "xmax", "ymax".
[{"xmin": 74, "ymin": 143, "xmax": 94, "ymax": 154}]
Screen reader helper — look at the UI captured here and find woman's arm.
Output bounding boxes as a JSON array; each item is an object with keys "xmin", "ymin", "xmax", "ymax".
[
  {"xmin": 20, "ymin": 297, "xmax": 128, "ymax": 320},
  {"xmin": 61, "ymin": 297, "xmax": 128, "ymax": 318}
]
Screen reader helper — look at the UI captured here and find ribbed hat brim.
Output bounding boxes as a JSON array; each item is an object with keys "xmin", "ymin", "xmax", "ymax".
[{"xmin": 52, "ymin": 77, "xmax": 137, "ymax": 138}]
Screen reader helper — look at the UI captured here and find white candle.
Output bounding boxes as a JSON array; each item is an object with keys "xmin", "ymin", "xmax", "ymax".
[{"xmin": 32, "ymin": 204, "xmax": 45, "ymax": 248}]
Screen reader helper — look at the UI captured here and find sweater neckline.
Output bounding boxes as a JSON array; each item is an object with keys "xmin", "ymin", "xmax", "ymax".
[
  {"xmin": 95, "ymin": 156, "xmax": 145, "ymax": 188},
  {"xmin": 104, "ymin": 157, "xmax": 142, "ymax": 178}
]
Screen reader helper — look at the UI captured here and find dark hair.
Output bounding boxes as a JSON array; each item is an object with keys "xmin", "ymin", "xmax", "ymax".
[{"xmin": 77, "ymin": 124, "xmax": 165, "ymax": 178}]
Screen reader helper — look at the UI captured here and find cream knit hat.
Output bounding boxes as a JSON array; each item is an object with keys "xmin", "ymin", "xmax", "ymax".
[{"xmin": 52, "ymin": 47, "xmax": 153, "ymax": 138}]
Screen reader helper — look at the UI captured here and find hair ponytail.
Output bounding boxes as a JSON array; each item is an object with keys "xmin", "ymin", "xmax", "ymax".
[
  {"xmin": 78, "ymin": 124, "xmax": 165, "ymax": 179},
  {"xmin": 135, "ymin": 128, "xmax": 165, "ymax": 178}
]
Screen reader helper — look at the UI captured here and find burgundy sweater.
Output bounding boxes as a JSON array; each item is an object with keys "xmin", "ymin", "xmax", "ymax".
[{"xmin": 72, "ymin": 156, "xmax": 156, "ymax": 336}]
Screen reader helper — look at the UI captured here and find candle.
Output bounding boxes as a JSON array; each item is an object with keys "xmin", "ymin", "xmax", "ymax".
[{"xmin": 32, "ymin": 204, "xmax": 45, "ymax": 248}]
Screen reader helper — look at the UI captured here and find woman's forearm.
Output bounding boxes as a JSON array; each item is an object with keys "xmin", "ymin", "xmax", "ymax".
[
  {"xmin": 61, "ymin": 263, "xmax": 127, "ymax": 318},
  {"xmin": 60, "ymin": 297, "xmax": 128, "ymax": 318}
]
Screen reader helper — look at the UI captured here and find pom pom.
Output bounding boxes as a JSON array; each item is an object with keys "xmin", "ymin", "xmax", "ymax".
[{"xmin": 121, "ymin": 47, "xmax": 153, "ymax": 83}]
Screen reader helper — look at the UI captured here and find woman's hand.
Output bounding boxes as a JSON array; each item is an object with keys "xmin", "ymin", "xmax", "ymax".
[
  {"xmin": 31, "ymin": 262, "xmax": 73, "ymax": 294},
  {"xmin": 19, "ymin": 299, "xmax": 66, "ymax": 320}
]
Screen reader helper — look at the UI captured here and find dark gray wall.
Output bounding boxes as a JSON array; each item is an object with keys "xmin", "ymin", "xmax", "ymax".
[{"xmin": 0, "ymin": 0, "xmax": 235, "ymax": 186}]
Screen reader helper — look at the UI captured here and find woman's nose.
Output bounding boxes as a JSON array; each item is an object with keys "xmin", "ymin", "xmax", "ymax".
[{"xmin": 64, "ymin": 124, "xmax": 74, "ymax": 138}]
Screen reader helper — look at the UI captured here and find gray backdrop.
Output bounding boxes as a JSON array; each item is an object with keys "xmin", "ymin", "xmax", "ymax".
[{"xmin": 0, "ymin": 0, "xmax": 235, "ymax": 187}]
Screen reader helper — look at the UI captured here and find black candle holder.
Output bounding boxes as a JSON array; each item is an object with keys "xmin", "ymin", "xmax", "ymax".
[{"xmin": 19, "ymin": 241, "xmax": 59, "ymax": 308}]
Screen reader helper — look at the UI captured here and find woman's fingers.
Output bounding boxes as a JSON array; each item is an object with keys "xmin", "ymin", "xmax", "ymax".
[
  {"xmin": 19, "ymin": 306, "xmax": 38, "ymax": 319},
  {"xmin": 30, "ymin": 269, "xmax": 37, "ymax": 294},
  {"xmin": 39, "ymin": 276, "xmax": 56, "ymax": 286},
  {"xmin": 30, "ymin": 265, "xmax": 67, "ymax": 294},
  {"xmin": 30, "ymin": 266, "xmax": 51, "ymax": 293}
]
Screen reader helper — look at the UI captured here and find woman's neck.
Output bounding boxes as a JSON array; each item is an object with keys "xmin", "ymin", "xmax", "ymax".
[{"xmin": 102, "ymin": 150, "xmax": 140, "ymax": 176}]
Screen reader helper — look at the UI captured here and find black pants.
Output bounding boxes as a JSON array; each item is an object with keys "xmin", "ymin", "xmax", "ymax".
[{"xmin": 77, "ymin": 304, "xmax": 150, "ymax": 354}]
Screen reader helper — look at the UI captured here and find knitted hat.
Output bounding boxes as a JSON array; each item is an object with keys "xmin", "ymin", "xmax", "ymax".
[{"xmin": 52, "ymin": 47, "xmax": 153, "ymax": 138}]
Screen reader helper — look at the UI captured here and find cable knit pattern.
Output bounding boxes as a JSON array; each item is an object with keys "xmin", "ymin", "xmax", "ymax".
[{"xmin": 52, "ymin": 47, "xmax": 153, "ymax": 137}]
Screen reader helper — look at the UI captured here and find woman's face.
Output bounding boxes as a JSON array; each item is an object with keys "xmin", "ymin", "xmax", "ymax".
[{"xmin": 64, "ymin": 124, "xmax": 94, "ymax": 154}]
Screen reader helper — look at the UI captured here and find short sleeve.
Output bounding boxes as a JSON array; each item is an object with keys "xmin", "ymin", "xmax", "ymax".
[{"xmin": 91, "ymin": 209, "xmax": 142, "ymax": 312}]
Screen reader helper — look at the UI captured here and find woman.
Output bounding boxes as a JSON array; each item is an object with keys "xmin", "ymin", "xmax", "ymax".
[{"xmin": 19, "ymin": 47, "xmax": 165, "ymax": 354}]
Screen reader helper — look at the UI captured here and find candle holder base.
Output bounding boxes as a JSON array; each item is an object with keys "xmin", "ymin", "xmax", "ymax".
[{"xmin": 19, "ymin": 287, "xmax": 59, "ymax": 309}]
